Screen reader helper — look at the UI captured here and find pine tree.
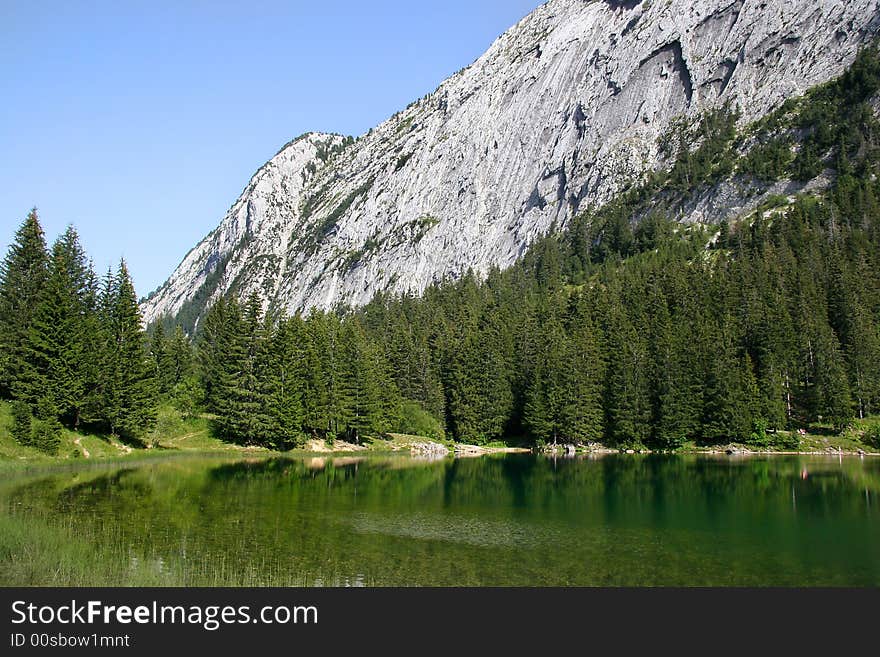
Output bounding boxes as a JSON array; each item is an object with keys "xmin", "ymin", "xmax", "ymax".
[
  {"xmin": 167, "ymin": 326, "xmax": 194, "ymax": 388},
  {"xmin": 149, "ymin": 322, "xmax": 169, "ymax": 394},
  {"xmin": 32, "ymin": 396, "xmax": 62, "ymax": 454},
  {"xmin": 198, "ymin": 297, "xmax": 233, "ymax": 413},
  {"xmin": 845, "ymin": 302, "xmax": 880, "ymax": 418},
  {"xmin": 78, "ymin": 262, "xmax": 104, "ymax": 425},
  {"xmin": 19, "ymin": 227, "xmax": 92, "ymax": 426},
  {"xmin": 812, "ymin": 325, "xmax": 853, "ymax": 430},
  {"xmin": 0, "ymin": 209, "xmax": 49, "ymax": 398},
  {"xmin": 647, "ymin": 279, "xmax": 701, "ymax": 448},
  {"xmin": 337, "ymin": 322, "xmax": 379, "ymax": 442},
  {"xmin": 443, "ymin": 323, "xmax": 513, "ymax": 444},
  {"xmin": 604, "ymin": 297, "xmax": 652, "ymax": 447},
  {"xmin": 220, "ymin": 293, "xmax": 274, "ymax": 444},
  {"xmin": 524, "ymin": 314, "xmax": 568, "ymax": 444},
  {"xmin": 300, "ymin": 312, "xmax": 332, "ymax": 435},
  {"xmin": 564, "ymin": 300, "xmax": 606, "ymax": 443},
  {"xmin": 700, "ymin": 321, "xmax": 755, "ymax": 443},
  {"xmin": 99, "ymin": 261, "xmax": 158, "ymax": 438},
  {"xmin": 10, "ymin": 400, "xmax": 32, "ymax": 447},
  {"xmin": 265, "ymin": 316, "xmax": 307, "ymax": 446}
]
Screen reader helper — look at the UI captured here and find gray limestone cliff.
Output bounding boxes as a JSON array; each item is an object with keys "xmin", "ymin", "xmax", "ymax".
[{"xmin": 141, "ymin": 0, "xmax": 880, "ymax": 328}]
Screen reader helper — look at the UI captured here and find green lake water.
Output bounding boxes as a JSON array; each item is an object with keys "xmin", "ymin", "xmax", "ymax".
[{"xmin": 2, "ymin": 453, "xmax": 879, "ymax": 586}]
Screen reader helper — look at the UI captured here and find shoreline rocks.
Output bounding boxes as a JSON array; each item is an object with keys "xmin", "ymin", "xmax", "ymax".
[{"xmin": 409, "ymin": 442, "xmax": 450, "ymax": 459}]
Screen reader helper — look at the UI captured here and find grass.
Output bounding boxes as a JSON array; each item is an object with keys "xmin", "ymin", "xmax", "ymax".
[
  {"xmin": 0, "ymin": 511, "xmax": 323, "ymax": 587},
  {"xmin": 0, "ymin": 513, "xmax": 181, "ymax": 586},
  {"xmin": 0, "ymin": 400, "xmax": 282, "ymax": 468},
  {"xmin": 678, "ymin": 421, "xmax": 880, "ymax": 455},
  {"xmin": 0, "ymin": 402, "xmax": 122, "ymax": 461}
]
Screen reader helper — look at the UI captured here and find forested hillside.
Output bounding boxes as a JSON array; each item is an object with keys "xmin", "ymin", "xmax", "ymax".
[{"xmin": 187, "ymin": 46, "xmax": 880, "ymax": 450}]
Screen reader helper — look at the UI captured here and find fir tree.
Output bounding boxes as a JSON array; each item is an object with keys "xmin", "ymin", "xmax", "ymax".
[
  {"xmin": 100, "ymin": 261, "xmax": 158, "ymax": 438},
  {"xmin": 0, "ymin": 209, "xmax": 49, "ymax": 398},
  {"xmin": 604, "ymin": 298, "xmax": 652, "ymax": 447},
  {"xmin": 219, "ymin": 293, "xmax": 274, "ymax": 444},
  {"xmin": 19, "ymin": 227, "xmax": 92, "ymax": 426},
  {"xmin": 265, "ymin": 316, "xmax": 307, "ymax": 446},
  {"xmin": 198, "ymin": 296, "xmax": 233, "ymax": 413},
  {"xmin": 167, "ymin": 325, "xmax": 194, "ymax": 388},
  {"xmin": 10, "ymin": 400, "xmax": 32, "ymax": 447},
  {"xmin": 149, "ymin": 322, "xmax": 169, "ymax": 394}
]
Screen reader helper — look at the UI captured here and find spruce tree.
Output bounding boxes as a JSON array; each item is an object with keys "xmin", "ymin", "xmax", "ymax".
[
  {"xmin": 10, "ymin": 400, "xmax": 33, "ymax": 447},
  {"xmin": 149, "ymin": 322, "xmax": 169, "ymax": 394},
  {"xmin": 604, "ymin": 297, "xmax": 652, "ymax": 447},
  {"xmin": 812, "ymin": 325, "xmax": 853, "ymax": 430},
  {"xmin": 0, "ymin": 209, "xmax": 49, "ymax": 398},
  {"xmin": 524, "ymin": 315, "xmax": 570, "ymax": 444},
  {"xmin": 337, "ymin": 322, "xmax": 378, "ymax": 442},
  {"xmin": 19, "ymin": 227, "xmax": 92, "ymax": 426},
  {"xmin": 221, "ymin": 293, "xmax": 274, "ymax": 444},
  {"xmin": 167, "ymin": 325, "xmax": 194, "ymax": 388},
  {"xmin": 564, "ymin": 300, "xmax": 605, "ymax": 443},
  {"xmin": 647, "ymin": 280, "xmax": 701, "ymax": 448},
  {"xmin": 845, "ymin": 302, "xmax": 880, "ymax": 418},
  {"xmin": 78, "ymin": 262, "xmax": 104, "ymax": 425},
  {"xmin": 301, "ymin": 312, "xmax": 331, "ymax": 435},
  {"xmin": 198, "ymin": 296, "xmax": 233, "ymax": 413},
  {"xmin": 266, "ymin": 316, "xmax": 307, "ymax": 446},
  {"xmin": 100, "ymin": 261, "xmax": 158, "ymax": 438}
]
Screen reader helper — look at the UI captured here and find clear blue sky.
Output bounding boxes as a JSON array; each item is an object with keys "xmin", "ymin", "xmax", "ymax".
[{"xmin": 0, "ymin": 0, "xmax": 539, "ymax": 297}]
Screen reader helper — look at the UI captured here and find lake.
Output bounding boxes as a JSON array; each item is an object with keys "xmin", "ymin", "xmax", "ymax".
[{"xmin": 2, "ymin": 453, "xmax": 879, "ymax": 586}]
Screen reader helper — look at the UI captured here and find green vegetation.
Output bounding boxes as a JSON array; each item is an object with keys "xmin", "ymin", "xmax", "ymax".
[
  {"xmin": 843, "ymin": 417, "xmax": 880, "ymax": 449},
  {"xmin": 0, "ymin": 399, "xmax": 227, "ymax": 461},
  {"xmin": 397, "ymin": 401, "xmax": 445, "ymax": 441},
  {"xmin": 197, "ymin": 293, "xmax": 400, "ymax": 448},
  {"xmin": 168, "ymin": 250, "xmax": 233, "ymax": 335},
  {"xmin": 741, "ymin": 44, "xmax": 880, "ymax": 182},
  {"xmin": 317, "ymin": 178, "xmax": 375, "ymax": 240},
  {"xmin": 4, "ymin": 46, "xmax": 880, "ymax": 458},
  {"xmin": 0, "ymin": 214, "xmax": 158, "ymax": 451},
  {"xmin": 315, "ymin": 135, "xmax": 354, "ymax": 164},
  {"xmin": 394, "ymin": 152, "xmax": 414, "ymax": 172}
]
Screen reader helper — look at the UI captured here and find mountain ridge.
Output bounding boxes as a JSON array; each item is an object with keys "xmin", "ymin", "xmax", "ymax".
[{"xmin": 142, "ymin": 0, "xmax": 880, "ymax": 330}]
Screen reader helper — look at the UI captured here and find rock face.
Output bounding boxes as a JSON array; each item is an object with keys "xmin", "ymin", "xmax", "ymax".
[{"xmin": 142, "ymin": 0, "xmax": 880, "ymax": 328}]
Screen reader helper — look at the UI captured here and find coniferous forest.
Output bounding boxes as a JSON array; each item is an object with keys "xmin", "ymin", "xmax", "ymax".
[
  {"xmin": 0, "ymin": 216, "xmax": 158, "ymax": 452},
  {"xmin": 3, "ymin": 47, "xmax": 880, "ymax": 453}
]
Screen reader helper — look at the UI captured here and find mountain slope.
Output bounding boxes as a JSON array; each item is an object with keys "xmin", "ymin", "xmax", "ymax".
[{"xmin": 142, "ymin": 0, "xmax": 880, "ymax": 329}]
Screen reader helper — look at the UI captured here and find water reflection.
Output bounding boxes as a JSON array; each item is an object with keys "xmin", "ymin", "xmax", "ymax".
[{"xmin": 2, "ymin": 454, "xmax": 879, "ymax": 586}]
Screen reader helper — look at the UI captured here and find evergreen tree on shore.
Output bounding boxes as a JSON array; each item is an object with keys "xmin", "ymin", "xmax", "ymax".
[
  {"xmin": 99, "ymin": 261, "xmax": 157, "ymax": 438},
  {"xmin": 0, "ymin": 209, "xmax": 49, "ymax": 399},
  {"xmin": 20, "ymin": 227, "xmax": 92, "ymax": 427}
]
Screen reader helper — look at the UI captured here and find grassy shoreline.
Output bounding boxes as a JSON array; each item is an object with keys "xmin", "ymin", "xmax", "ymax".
[{"xmin": 2, "ymin": 400, "xmax": 878, "ymax": 470}]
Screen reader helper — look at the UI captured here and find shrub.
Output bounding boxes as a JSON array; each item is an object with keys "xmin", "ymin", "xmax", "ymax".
[
  {"xmin": 861, "ymin": 420, "xmax": 880, "ymax": 449},
  {"xmin": 397, "ymin": 402, "xmax": 445, "ymax": 441},
  {"xmin": 866, "ymin": 426, "xmax": 880, "ymax": 448}
]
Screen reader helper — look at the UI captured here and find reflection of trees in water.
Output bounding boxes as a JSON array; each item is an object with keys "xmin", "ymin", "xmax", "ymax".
[{"xmin": 2, "ymin": 455, "xmax": 879, "ymax": 585}]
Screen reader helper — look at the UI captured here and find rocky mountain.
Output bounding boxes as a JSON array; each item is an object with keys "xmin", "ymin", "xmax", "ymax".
[{"xmin": 142, "ymin": 0, "xmax": 880, "ymax": 329}]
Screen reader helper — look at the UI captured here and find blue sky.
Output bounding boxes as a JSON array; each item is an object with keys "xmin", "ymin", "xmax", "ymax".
[{"xmin": 0, "ymin": 0, "xmax": 540, "ymax": 296}]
